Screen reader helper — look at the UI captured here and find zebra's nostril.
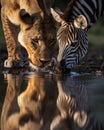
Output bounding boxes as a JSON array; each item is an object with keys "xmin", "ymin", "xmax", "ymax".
[{"xmin": 60, "ymin": 59, "xmax": 66, "ymax": 67}]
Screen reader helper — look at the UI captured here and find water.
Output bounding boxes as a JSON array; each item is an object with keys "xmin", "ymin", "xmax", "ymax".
[{"xmin": 0, "ymin": 72, "xmax": 104, "ymax": 130}]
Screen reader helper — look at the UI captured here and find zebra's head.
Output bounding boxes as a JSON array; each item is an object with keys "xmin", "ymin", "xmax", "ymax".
[{"xmin": 51, "ymin": 8, "xmax": 88, "ymax": 72}]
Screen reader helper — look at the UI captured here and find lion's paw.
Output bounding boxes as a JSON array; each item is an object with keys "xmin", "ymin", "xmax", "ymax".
[{"xmin": 4, "ymin": 59, "xmax": 29, "ymax": 68}]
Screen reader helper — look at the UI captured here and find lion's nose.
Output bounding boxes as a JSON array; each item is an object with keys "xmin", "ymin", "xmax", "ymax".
[{"xmin": 39, "ymin": 59, "xmax": 50, "ymax": 65}]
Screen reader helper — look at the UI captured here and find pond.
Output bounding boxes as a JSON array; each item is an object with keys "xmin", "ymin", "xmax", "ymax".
[{"xmin": 0, "ymin": 71, "xmax": 104, "ymax": 130}]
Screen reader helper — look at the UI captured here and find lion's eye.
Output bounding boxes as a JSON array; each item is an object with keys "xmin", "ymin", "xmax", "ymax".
[{"xmin": 31, "ymin": 39, "xmax": 38, "ymax": 46}]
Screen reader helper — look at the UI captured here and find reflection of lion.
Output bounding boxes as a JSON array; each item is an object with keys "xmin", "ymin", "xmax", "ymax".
[
  {"xmin": 1, "ymin": 73, "xmax": 57, "ymax": 130},
  {"xmin": 1, "ymin": 74, "xmax": 21, "ymax": 130},
  {"xmin": 0, "ymin": 0, "xmax": 56, "ymax": 69}
]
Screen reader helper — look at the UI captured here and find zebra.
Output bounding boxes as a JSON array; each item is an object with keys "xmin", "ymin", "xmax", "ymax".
[{"xmin": 51, "ymin": 0, "xmax": 104, "ymax": 72}]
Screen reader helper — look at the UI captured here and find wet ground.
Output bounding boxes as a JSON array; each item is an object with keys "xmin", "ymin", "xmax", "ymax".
[
  {"xmin": 0, "ymin": 49, "xmax": 104, "ymax": 74},
  {"xmin": 72, "ymin": 49, "xmax": 104, "ymax": 73}
]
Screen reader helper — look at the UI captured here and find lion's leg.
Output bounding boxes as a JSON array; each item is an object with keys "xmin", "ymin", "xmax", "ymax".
[{"xmin": 1, "ymin": 8, "xmax": 27, "ymax": 68}]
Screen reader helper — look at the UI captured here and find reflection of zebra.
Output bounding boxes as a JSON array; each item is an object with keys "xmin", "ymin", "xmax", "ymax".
[
  {"xmin": 51, "ymin": 0, "xmax": 104, "ymax": 70},
  {"xmin": 50, "ymin": 76, "xmax": 104, "ymax": 130},
  {"xmin": 56, "ymin": 76, "xmax": 88, "ymax": 128}
]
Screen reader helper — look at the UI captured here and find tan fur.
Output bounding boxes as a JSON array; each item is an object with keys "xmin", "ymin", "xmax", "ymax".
[
  {"xmin": 1, "ymin": 73, "xmax": 57, "ymax": 130},
  {"xmin": 1, "ymin": 0, "xmax": 56, "ymax": 68}
]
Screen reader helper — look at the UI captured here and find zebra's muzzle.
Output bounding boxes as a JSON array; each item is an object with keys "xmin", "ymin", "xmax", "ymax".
[
  {"xmin": 55, "ymin": 59, "xmax": 70, "ymax": 74},
  {"xmin": 60, "ymin": 59, "xmax": 66, "ymax": 68}
]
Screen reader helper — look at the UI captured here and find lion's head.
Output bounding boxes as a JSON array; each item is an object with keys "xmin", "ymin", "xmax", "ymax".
[
  {"xmin": 18, "ymin": 15, "xmax": 56, "ymax": 69},
  {"xmin": 18, "ymin": 0, "xmax": 57, "ymax": 69}
]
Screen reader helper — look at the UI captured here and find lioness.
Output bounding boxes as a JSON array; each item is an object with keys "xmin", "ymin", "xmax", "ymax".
[{"xmin": 0, "ymin": 0, "xmax": 56, "ymax": 69}]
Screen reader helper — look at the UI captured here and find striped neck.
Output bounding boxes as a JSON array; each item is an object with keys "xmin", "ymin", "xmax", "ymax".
[{"xmin": 64, "ymin": 0, "xmax": 104, "ymax": 29}]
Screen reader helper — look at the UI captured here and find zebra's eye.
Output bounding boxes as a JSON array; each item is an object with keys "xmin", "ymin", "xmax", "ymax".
[
  {"xmin": 31, "ymin": 39, "xmax": 38, "ymax": 47},
  {"xmin": 72, "ymin": 40, "xmax": 78, "ymax": 43}
]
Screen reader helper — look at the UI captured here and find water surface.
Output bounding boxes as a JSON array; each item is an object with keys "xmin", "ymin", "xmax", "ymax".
[{"xmin": 0, "ymin": 72, "xmax": 104, "ymax": 130}]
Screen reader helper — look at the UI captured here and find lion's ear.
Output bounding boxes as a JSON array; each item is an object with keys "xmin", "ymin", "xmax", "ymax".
[
  {"xmin": 51, "ymin": 8, "xmax": 64, "ymax": 23},
  {"xmin": 20, "ymin": 9, "xmax": 34, "ymax": 25},
  {"xmin": 73, "ymin": 15, "xmax": 88, "ymax": 29}
]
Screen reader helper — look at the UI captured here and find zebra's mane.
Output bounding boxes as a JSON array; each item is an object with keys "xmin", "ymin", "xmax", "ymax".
[{"xmin": 62, "ymin": 0, "xmax": 76, "ymax": 21}]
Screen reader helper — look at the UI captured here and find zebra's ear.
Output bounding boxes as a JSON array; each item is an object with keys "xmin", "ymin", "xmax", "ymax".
[
  {"xmin": 73, "ymin": 111, "xmax": 87, "ymax": 127},
  {"xmin": 51, "ymin": 8, "xmax": 64, "ymax": 23},
  {"xmin": 73, "ymin": 15, "xmax": 88, "ymax": 29}
]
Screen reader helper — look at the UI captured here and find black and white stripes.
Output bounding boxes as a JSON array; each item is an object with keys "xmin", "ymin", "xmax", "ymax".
[
  {"xmin": 51, "ymin": 0, "xmax": 104, "ymax": 70},
  {"xmin": 68, "ymin": 0, "xmax": 104, "ymax": 28},
  {"xmin": 57, "ymin": 21, "xmax": 88, "ymax": 69}
]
